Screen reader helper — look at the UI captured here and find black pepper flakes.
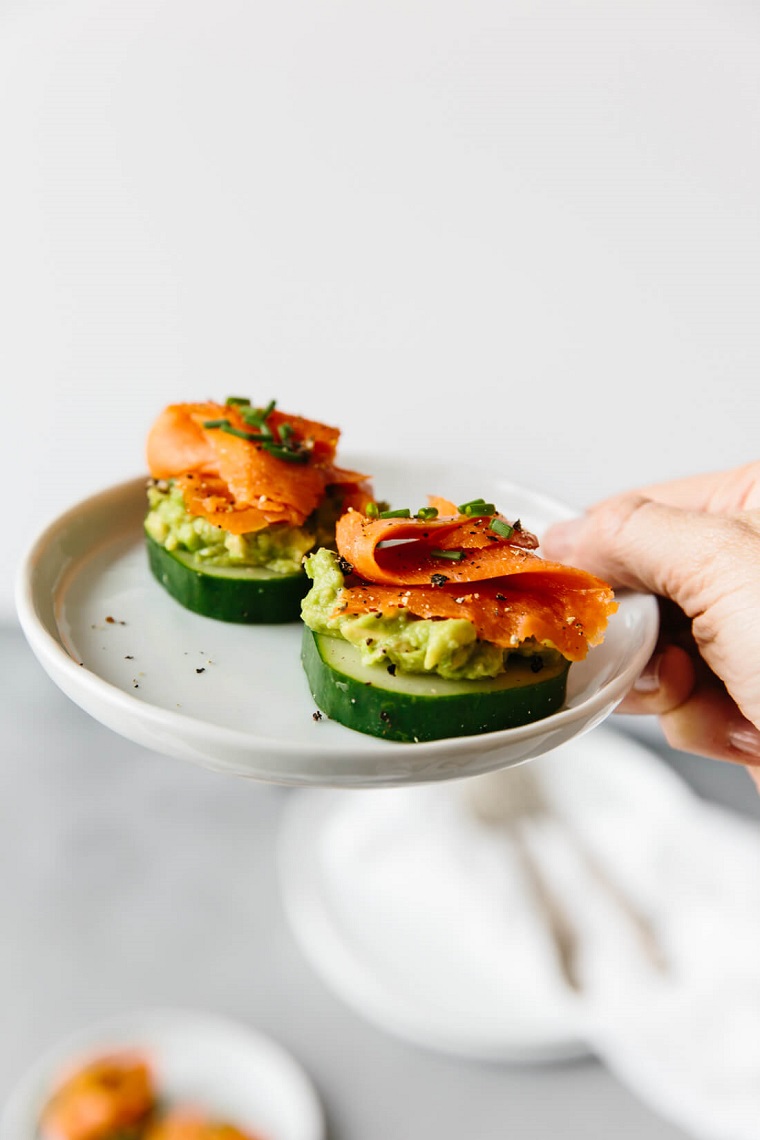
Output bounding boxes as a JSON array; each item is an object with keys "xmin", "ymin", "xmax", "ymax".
[
  {"xmin": 379, "ymin": 710, "xmax": 390, "ymax": 723},
  {"xmin": 337, "ymin": 556, "xmax": 354, "ymax": 575},
  {"xmin": 312, "ymin": 710, "xmax": 323, "ymax": 721},
  {"xmin": 196, "ymin": 667, "xmax": 205, "ymax": 674},
  {"xmin": 430, "ymin": 573, "xmax": 449, "ymax": 587},
  {"xmin": 387, "ymin": 663, "xmax": 397, "ymax": 676}
]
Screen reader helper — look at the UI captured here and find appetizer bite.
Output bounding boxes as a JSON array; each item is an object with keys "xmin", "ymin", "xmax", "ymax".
[
  {"xmin": 144, "ymin": 398, "xmax": 371, "ymax": 623},
  {"xmin": 39, "ymin": 1054, "xmax": 266, "ymax": 1140},
  {"xmin": 301, "ymin": 496, "xmax": 617, "ymax": 741},
  {"xmin": 39, "ymin": 1052, "xmax": 155, "ymax": 1140}
]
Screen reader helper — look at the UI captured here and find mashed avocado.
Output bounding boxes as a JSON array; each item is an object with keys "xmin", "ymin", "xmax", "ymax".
[
  {"xmin": 301, "ymin": 547, "xmax": 563, "ymax": 681},
  {"xmin": 145, "ymin": 481, "xmax": 323, "ymax": 576}
]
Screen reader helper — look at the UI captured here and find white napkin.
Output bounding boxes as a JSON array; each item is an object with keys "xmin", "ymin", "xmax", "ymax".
[
  {"xmin": 313, "ymin": 730, "xmax": 760, "ymax": 1140},
  {"xmin": 571, "ymin": 799, "xmax": 760, "ymax": 1140}
]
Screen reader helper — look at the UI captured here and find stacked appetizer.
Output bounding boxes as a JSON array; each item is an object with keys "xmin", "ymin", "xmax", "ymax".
[
  {"xmin": 40, "ymin": 1054, "xmax": 154, "ymax": 1140},
  {"xmin": 39, "ymin": 1052, "xmax": 262, "ymax": 1140},
  {"xmin": 142, "ymin": 398, "xmax": 617, "ymax": 742},
  {"xmin": 144, "ymin": 397, "xmax": 371, "ymax": 622},
  {"xmin": 300, "ymin": 496, "xmax": 617, "ymax": 741}
]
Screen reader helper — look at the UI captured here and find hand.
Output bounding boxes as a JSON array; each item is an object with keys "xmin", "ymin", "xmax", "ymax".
[{"xmin": 542, "ymin": 462, "xmax": 760, "ymax": 791}]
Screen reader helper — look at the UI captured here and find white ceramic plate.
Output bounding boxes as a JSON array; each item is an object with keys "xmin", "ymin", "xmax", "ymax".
[
  {"xmin": 278, "ymin": 729, "xmax": 694, "ymax": 1062},
  {"xmin": 16, "ymin": 456, "xmax": 658, "ymax": 787},
  {"xmin": 0, "ymin": 1008, "xmax": 324, "ymax": 1140}
]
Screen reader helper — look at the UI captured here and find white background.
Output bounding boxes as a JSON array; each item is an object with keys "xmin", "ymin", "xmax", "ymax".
[{"xmin": 2, "ymin": 0, "xmax": 760, "ymax": 624}]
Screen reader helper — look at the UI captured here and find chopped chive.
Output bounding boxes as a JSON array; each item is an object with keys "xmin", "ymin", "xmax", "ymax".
[
  {"xmin": 415, "ymin": 507, "xmax": 439, "ymax": 520},
  {"xmin": 240, "ymin": 399, "xmax": 277, "ymax": 428},
  {"xmin": 240, "ymin": 417, "xmax": 273, "ymax": 439},
  {"xmin": 457, "ymin": 497, "xmax": 487, "ymax": 512},
  {"xmin": 239, "ymin": 406, "xmax": 270, "ymax": 429},
  {"xmin": 239, "ymin": 414, "xmax": 273, "ymax": 439},
  {"xmin": 279, "ymin": 422, "xmax": 294, "ymax": 441},
  {"xmin": 225, "ymin": 396, "xmax": 251, "ymax": 406},
  {"xmin": 262, "ymin": 441, "xmax": 308, "ymax": 463},
  {"xmin": 202, "ymin": 418, "xmax": 306, "ymax": 457},
  {"xmin": 489, "ymin": 518, "xmax": 515, "ymax": 538},
  {"xmin": 462, "ymin": 502, "xmax": 496, "ymax": 517},
  {"xmin": 203, "ymin": 418, "xmax": 264, "ymax": 442},
  {"xmin": 430, "ymin": 548, "xmax": 465, "ymax": 562},
  {"xmin": 220, "ymin": 424, "xmax": 264, "ymax": 442},
  {"xmin": 379, "ymin": 508, "xmax": 412, "ymax": 519},
  {"xmin": 365, "ymin": 502, "xmax": 380, "ymax": 518},
  {"xmin": 241, "ymin": 399, "xmax": 277, "ymax": 425}
]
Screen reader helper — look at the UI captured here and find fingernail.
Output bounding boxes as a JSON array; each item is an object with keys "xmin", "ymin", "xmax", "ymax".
[
  {"xmin": 634, "ymin": 654, "xmax": 662, "ymax": 693},
  {"xmin": 543, "ymin": 518, "xmax": 584, "ymax": 560},
  {"xmin": 728, "ymin": 724, "xmax": 760, "ymax": 758}
]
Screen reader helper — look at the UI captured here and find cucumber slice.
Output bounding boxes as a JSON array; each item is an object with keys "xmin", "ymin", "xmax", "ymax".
[
  {"xmin": 301, "ymin": 627, "xmax": 571, "ymax": 742},
  {"xmin": 145, "ymin": 532, "xmax": 308, "ymax": 623}
]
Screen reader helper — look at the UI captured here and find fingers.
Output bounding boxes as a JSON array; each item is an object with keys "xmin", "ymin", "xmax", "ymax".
[
  {"xmin": 639, "ymin": 461, "xmax": 760, "ymax": 514},
  {"xmin": 542, "ymin": 494, "xmax": 760, "ymax": 618},
  {"xmin": 615, "ymin": 644, "xmax": 697, "ymax": 716},
  {"xmin": 617, "ymin": 647, "xmax": 760, "ymax": 767},
  {"xmin": 562, "ymin": 461, "xmax": 760, "ymax": 516},
  {"xmin": 658, "ymin": 683, "xmax": 760, "ymax": 768},
  {"xmin": 635, "ymin": 470, "xmax": 728, "ymax": 510}
]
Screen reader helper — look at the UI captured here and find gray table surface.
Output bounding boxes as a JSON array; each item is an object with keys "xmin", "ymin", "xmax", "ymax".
[{"xmin": 3, "ymin": 622, "xmax": 760, "ymax": 1139}]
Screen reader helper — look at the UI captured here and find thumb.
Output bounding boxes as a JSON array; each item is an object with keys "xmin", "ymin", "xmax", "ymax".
[{"xmin": 542, "ymin": 494, "xmax": 760, "ymax": 618}]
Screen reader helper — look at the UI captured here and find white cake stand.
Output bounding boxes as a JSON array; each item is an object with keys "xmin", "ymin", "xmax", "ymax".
[{"xmin": 16, "ymin": 455, "xmax": 657, "ymax": 788}]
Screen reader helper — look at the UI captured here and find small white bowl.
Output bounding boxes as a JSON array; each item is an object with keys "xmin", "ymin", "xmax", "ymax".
[{"xmin": 0, "ymin": 1008, "xmax": 324, "ymax": 1140}]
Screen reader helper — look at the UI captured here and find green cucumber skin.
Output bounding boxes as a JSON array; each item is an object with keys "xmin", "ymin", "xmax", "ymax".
[
  {"xmin": 146, "ymin": 533, "xmax": 308, "ymax": 623},
  {"xmin": 302, "ymin": 628, "xmax": 570, "ymax": 743}
]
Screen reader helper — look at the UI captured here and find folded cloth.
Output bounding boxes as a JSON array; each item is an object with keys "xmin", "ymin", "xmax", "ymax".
[
  {"xmin": 572, "ymin": 799, "xmax": 760, "ymax": 1140},
  {"xmin": 311, "ymin": 728, "xmax": 760, "ymax": 1139}
]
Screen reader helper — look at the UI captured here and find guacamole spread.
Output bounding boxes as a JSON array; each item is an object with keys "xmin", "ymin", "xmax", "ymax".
[
  {"xmin": 301, "ymin": 548, "xmax": 564, "ymax": 681},
  {"xmin": 145, "ymin": 481, "xmax": 328, "ymax": 576}
]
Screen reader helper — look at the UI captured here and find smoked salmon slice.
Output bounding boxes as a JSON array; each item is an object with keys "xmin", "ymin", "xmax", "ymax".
[
  {"xmin": 40, "ymin": 1054, "xmax": 155, "ymax": 1140},
  {"xmin": 146, "ymin": 400, "xmax": 371, "ymax": 532},
  {"xmin": 333, "ymin": 506, "xmax": 616, "ymax": 662}
]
